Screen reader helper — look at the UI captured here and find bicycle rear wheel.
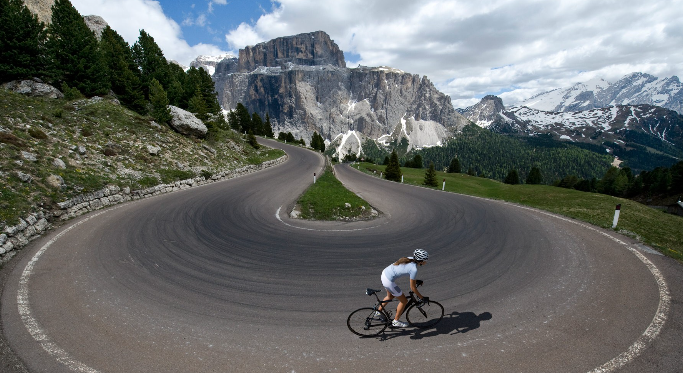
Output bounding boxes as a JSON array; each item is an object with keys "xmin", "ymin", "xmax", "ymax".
[
  {"xmin": 347, "ymin": 307, "xmax": 388, "ymax": 337},
  {"xmin": 406, "ymin": 301, "xmax": 444, "ymax": 328}
]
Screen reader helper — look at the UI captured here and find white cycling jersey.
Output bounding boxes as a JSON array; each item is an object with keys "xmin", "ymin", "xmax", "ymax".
[{"xmin": 381, "ymin": 257, "xmax": 418, "ymax": 282}]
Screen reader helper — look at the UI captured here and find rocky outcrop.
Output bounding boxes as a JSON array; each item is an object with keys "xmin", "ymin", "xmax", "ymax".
[
  {"xmin": 2, "ymin": 79, "xmax": 64, "ymax": 99},
  {"xmin": 84, "ymin": 15, "xmax": 108, "ymax": 40},
  {"xmin": 168, "ymin": 105, "xmax": 208, "ymax": 138},
  {"xmin": 213, "ymin": 32, "xmax": 469, "ymax": 156},
  {"xmin": 220, "ymin": 30, "xmax": 346, "ymax": 74},
  {"xmin": 22, "ymin": 0, "xmax": 54, "ymax": 24}
]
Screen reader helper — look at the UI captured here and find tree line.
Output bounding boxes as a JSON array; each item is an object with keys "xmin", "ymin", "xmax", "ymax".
[
  {"xmin": 551, "ymin": 162, "xmax": 683, "ymax": 199},
  {"xmin": 0, "ymin": 0, "xmax": 225, "ymax": 134}
]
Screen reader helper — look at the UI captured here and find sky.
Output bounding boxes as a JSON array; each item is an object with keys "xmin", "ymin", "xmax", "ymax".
[{"xmin": 70, "ymin": 0, "xmax": 683, "ymax": 109}]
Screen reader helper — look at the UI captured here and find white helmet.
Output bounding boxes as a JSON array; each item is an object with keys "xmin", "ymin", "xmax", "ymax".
[{"xmin": 413, "ymin": 249, "xmax": 429, "ymax": 261}]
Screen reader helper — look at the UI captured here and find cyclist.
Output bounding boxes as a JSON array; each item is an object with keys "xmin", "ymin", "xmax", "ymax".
[{"xmin": 376, "ymin": 249, "xmax": 429, "ymax": 328}]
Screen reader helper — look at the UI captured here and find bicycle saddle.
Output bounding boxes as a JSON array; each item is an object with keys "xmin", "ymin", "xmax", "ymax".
[{"xmin": 366, "ymin": 288, "xmax": 381, "ymax": 295}]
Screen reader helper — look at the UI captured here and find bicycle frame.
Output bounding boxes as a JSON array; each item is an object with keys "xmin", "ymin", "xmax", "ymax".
[
  {"xmin": 367, "ymin": 279, "xmax": 425, "ymax": 318},
  {"xmin": 348, "ymin": 280, "xmax": 442, "ymax": 336}
]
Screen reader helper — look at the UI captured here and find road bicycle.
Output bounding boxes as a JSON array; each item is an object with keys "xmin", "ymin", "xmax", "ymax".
[{"xmin": 347, "ymin": 280, "xmax": 444, "ymax": 337}]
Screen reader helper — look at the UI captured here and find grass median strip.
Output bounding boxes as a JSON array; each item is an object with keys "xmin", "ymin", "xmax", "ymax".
[
  {"xmin": 296, "ymin": 166, "xmax": 376, "ymax": 221},
  {"xmin": 357, "ymin": 162, "xmax": 683, "ymax": 262}
]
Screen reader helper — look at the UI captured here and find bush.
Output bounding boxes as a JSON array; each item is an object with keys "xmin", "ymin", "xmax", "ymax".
[
  {"xmin": 28, "ymin": 127, "xmax": 48, "ymax": 139},
  {"xmin": 61, "ymin": 82, "xmax": 84, "ymax": 101},
  {"xmin": 137, "ymin": 176, "xmax": 158, "ymax": 188},
  {"xmin": 158, "ymin": 169, "xmax": 195, "ymax": 183},
  {"xmin": 200, "ymin": 170, "xmax": 213, "ymax": 179}
]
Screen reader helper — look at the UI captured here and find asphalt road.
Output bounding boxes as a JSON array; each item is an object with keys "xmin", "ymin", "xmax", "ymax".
[{"xmin": 1, "ymin": 138, "xmax": 682, "ymax": 372}]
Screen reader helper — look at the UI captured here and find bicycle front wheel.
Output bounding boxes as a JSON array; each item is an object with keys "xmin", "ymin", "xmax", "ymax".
[
  {"xmin": 406, "ymin": 301, "xmax": 444, "ymax": 328},
  {"xmin": 347, "ymin": 307, "xmax": 388, "ymax": 337}
]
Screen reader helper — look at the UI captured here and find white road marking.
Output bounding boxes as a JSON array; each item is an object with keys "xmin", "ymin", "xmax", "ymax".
[
  {"xmin": 504, "ymin": 203, "xmax": 670, "ymax": 373},
  {"xmin": 17, "ymin": 169, "xmax": 670, "ymax": 372},
  {"xmin": 17, "ymin": 209, "xmax": 118, "ymax": 373},
  {"xmin": 329, "ymin": 167, "xmax": 671, "ymax": 371}
]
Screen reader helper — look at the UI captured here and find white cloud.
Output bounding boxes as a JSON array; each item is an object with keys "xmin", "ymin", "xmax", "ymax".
[
  {"xmin": 225, "ymin": 23, "xmax": 266, "ymax": 50},
  {"xmin": 71, "ymin": 0, "xmax": 229, "ymax": 65},
  {"xmin": 72, "ymin": 0, "xmax": 683, "ymax": 109},
  {"xmin": 226, "ymin": 0, "xmax": 683, "ymax": 108}
]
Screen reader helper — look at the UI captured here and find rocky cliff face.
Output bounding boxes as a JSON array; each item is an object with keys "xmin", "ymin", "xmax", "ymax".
[
  {"xmin": 213, "ymin": 31, "xmax": 469, "ymax": 157},
  {"xmin": 22, "ymin": 0, "xmax": 54, "ymax": 24}
]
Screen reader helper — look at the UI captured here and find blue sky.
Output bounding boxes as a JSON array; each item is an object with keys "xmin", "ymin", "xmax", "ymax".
[
  {"xmin": 70, "ymin": 0, "xmax": 683, "ymax": 109},
  {"xmin": 161, "ymin": 1, "xmax": 271, "ymax": 47}
]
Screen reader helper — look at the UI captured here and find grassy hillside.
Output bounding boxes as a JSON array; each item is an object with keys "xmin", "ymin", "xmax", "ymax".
[
  {"xmin": 358, "ymin": 162, "xmax": 683, "ymax": 262},
  {"xmin": 0, "ymin": 90, "xmax": 284, "ymax": 228}
]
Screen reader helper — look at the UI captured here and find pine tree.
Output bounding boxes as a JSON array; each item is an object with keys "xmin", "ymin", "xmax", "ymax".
[
  {"xmin": 311, "ymin": 131, "xmax": 320, "ymax": 150},
  {"xmin": 526, "ymin": 166, "xmax": 542, "ymax": 184},
  {"xmin": 411, "ymin": 154, "xmax": 423, "ymax": 168},
  {"xmin": 132, "ymin": 29, "xmax": 169, "ymax": 99},
  {"xmin": 424, "ymin": 162, "xmax": 438, "ymax": 187},
  {"xmin": 311, "ymin": 131, "xmax": 326, "ymax": 152},
  {"xmin": 188, "ymin": 86, "xmax": 208, "ymax": 121},
  {"xmin": 0, "ymin": 0, "xmax": 47, "ymax": 82},
  {"xmin": 228, "ymin": 110, "xmax": 239, "ymax": 131},
  {"xmin": 149, "ymin": 78, "xmax": 171, "ymax": 124},
  {"xmin": 234, "ymin": 103, "xmax": 252, "ymax": 133},
  {"xmin": 264, "ymin": 114, "xmax": 275, "ymax": 138},
  {"xmin": 251, "ymin": 113, "xmax": 264, "ymax": 135},
  {"xmin": 46, "ymin": 0, "xmax": 108, "ymax": 96},
  {"xmin": 384, "ymin": 149, "xmax": 402, "ymax": 182},
  {"xmin": 504, "ymin": 169, "xmax": 520, "ymax": 184},
  {"xmin": 447, "ymin": 157, "xmax": 461, "ymax": 173},
  {"xmin": 166, "ymin": 63, "xmax": 187, "ymax": 107},
  {"xmin": 247, "ymin": 130, "xmax": 260, "ymax": 149},
  {"xmin": 100, "ymin": 26, "xmax": 146, "ymax": 113}
]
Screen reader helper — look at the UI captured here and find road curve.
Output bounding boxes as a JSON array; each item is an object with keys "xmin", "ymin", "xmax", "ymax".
[{"xmin": 1, "ymin": 138, "xmax": 681, "ymax": 372}]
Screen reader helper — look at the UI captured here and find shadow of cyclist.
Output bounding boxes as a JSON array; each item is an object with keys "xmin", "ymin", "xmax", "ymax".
[{"xmin": 409, "ymin": 311, "xmax": 492, "ymax": 340}]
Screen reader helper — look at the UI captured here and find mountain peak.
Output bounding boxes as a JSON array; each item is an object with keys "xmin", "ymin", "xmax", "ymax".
[
  {"xmin": 517, "ymin": 72, "xmax": 683, "ymax": 114},
  {"xmin": 237, "ymin": 31, "xmax": 346, "ymax": 73}
]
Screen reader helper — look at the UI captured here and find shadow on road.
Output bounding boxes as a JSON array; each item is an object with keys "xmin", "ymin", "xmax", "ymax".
[{"xmin": 376, "ymin": 311, "xmax": 493, "ymax": 341}]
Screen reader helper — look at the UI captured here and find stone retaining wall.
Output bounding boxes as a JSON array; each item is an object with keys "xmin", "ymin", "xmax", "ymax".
[{"xmin": 0, "ymin": 155, "xmax": 287, "ymax": 260}]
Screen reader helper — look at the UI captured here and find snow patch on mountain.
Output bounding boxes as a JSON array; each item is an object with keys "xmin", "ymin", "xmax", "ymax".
[
  {"xmin": 190, "ymin": 54, "xmax": 237, "ymax": 75},
  {"xmin": 518, "ymin": 73, "xmax": 683, "ymax": 114}
]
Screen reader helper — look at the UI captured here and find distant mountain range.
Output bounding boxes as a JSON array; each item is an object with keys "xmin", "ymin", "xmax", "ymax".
[
  {"xmin": 459, "ymin": 95, "xmax": 683, "ymax": 171},
  {"xmin": 191, "ymin": 39, "xmax": 682, "ymax": 170},
  {"xmin": 517, "ymin": 73, "xmax": 683, "ymax": 115}
]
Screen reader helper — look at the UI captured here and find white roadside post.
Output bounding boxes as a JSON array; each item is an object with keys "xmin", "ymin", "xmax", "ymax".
[
  {"xmin": 442, "ymin": 178, "xmax": 446, "ymax": 191},
  {"xmin": 401, "ymin": 175, "xmax": 404, "ymax": 183},
  {"xmin": 380, "ymin": 172, "xmax": 382, "ymax": 178},
  {"xmin": 313, "ymin": 172, "xmax": 316, "ymax": 184},
  {"xmin": 612, "ymin": 204, "xmax": 621, "ymax": 228}
]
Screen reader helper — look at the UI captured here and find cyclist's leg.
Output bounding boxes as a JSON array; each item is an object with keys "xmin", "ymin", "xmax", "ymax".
[
  {"xmin": 379, "ymin": 272, "xmax": 402, "ymax": 313},
  {"xmin": 377, "ymin": 291, "xmax": 394, "ymax": 312},
  {"xmin": 394, "ymin": 293, "xmax": 408, "ymax": 321}
]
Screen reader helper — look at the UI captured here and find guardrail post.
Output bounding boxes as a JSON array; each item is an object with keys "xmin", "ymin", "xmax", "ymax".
[{"xmin": 612, "ymin": 204, "xmax": 621, "ymax": 228}]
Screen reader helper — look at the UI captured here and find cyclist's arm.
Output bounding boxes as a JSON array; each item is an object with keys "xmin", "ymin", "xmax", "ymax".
[{"xmin": 410, "ymin": 279, "xmax": 424, "ymax": 299}]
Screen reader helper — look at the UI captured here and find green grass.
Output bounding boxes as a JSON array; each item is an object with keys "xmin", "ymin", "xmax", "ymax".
[
  {"xmin": 358, "ymin": 163, "xmax": 683, "ymax": 262},
  {"xmin": 297, "ymin": 167, "xmax": 374, "ymax": 220},
  {"xmin": 0, "ymin": 90, "xmax": 285, "ymax": 227}
]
